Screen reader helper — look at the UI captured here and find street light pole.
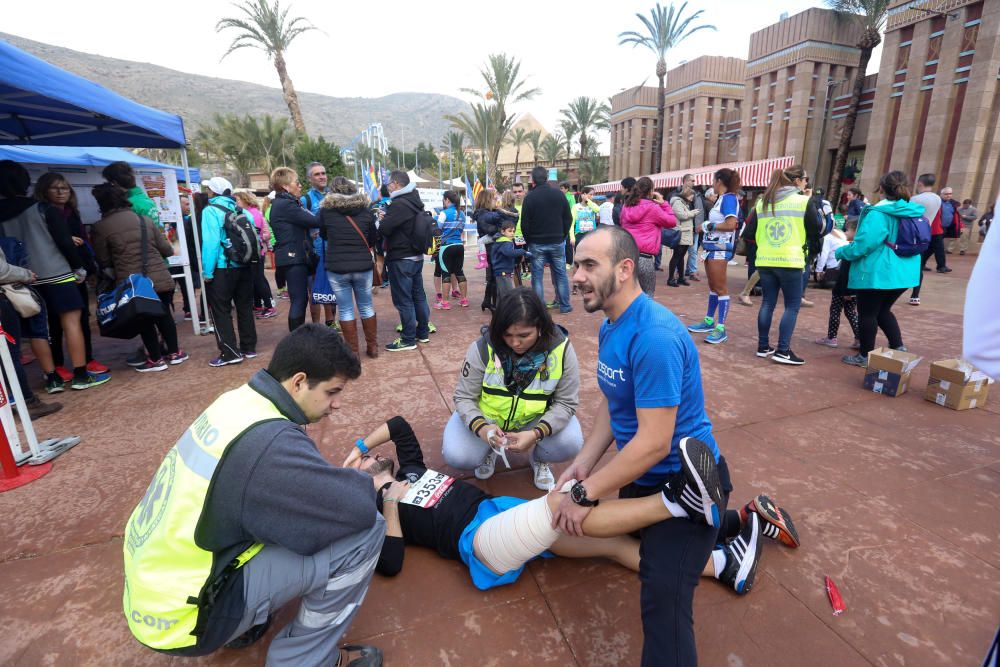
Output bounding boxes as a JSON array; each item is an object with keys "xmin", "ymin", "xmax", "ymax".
[{"xmin": 817, "ymin": 78, "xmax": 847, "ymax": 193}]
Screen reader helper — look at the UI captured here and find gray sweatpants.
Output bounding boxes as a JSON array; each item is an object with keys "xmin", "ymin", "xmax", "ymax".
[
  {"xmin": 227, "ymin": 516, "xmax": 385, "ymax": 667},
  {"xmin": 441, "ymin": 411, "xmax": 583, "ymax": 470}
]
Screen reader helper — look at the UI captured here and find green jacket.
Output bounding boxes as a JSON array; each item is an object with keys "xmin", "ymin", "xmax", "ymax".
[
  {"xmin": 835, "ymin": 198, "xmax": 923, "ymax": 290},
  {"xmin": 127, "ymin": 187, "xmax": 162, "ymax": 230}
]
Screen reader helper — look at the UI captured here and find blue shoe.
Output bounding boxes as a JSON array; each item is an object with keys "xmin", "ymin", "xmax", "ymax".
[
  {"xmin": 705, "ymin": 327, "xmax": 728, "ymax": 344},
  {"xmin": 687, "ymin": 318, "xmax": 715, "ymax": 334}
]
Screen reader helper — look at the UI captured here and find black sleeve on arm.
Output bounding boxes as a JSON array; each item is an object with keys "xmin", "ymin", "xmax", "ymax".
[
  {"xmin": 387, "ymin": 416, "xmax": 427, "ymax": 477},
  {"xmin": 44, "ymin": 206, "xmax": 83, "ymax": 270},
  {"xmin": 378, "ymin": 200, "xmax": 410, "ymax": 238},
  {"xmin": 242, "ymin": 427, "xmax": 378, "ymax": 556},
  {"xmin": 375, "ymin": 535, "xmax": 405, "ymax": 576},
  {"xmin": 562, "ymin": 197, "xmax": 573, "ymax": 236}
]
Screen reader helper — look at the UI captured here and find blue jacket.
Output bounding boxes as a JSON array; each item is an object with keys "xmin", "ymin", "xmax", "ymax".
[
  {"xmin": 436, "ymin": 205, "xmax": 465, "ymax": 245},
  {"xmin": 490, "ymin": 237, "xmax": 526, "ymax": 275},
  {"xmin": 835, "ymin": 198, "xmax": 923, "ymax": 290},
  {"xmin": 201, "ymin": 195, "xmax": 248, "ymax": 280}
]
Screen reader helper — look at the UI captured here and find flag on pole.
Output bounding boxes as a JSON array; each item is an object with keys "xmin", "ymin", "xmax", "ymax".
[
  {"xmin": 380, "ymin": 167, "xmax": 390, "ymax": 188},
  {"xmin": 362, "ymin": 166, "xmax": 379, "ymax": 202},
  {"xmin": 368, "ymin": 163, "xmax": 379, "ymax": 189},
  {"xmin": 464, "ymin": 174, "xmax": 474, "ymax": 204},
  {"xmin": 472, "ymin": 177, "xmax": 484, "ymax": 202}
]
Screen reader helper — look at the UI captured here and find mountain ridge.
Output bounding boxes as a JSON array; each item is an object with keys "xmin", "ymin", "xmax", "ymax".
[{"xmin": 1, "ymin": 32, "xmax": 466, "ymax": 148}]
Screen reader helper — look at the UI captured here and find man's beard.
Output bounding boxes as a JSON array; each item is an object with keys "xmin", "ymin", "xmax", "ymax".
[
  {"xmin": 366, "ymin": 458, "xmax": 395, "ymax": 477},
  {"xmin": 582, "ymin": 273, "xmax": 617, "ymax": 313}
]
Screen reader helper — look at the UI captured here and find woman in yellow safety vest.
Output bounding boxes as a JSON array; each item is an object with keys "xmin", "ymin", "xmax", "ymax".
[
  {"xmin": 753, "ymin": 164, "xmax": 817, "ymax": 366},
  {"xmin": 443, "ymin": 287, "xmax": 583, "ymax": 491}
]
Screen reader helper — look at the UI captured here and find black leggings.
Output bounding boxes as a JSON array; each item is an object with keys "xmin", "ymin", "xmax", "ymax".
[
  {"xmin": 252, "ymin": 260, "xmax": 274, "ymax": 308},
  {"xmin": 139, "ymin": 291, "xmax": 179, "ymax": 360},
  {"xmin": 827, "ymin": 295, "xmax": 860, "ymax": 340},
  {"xmin": 668, "ymin": 245, "xmax": 689, "ymax": 281},
  {"xmin": 855, "ymin": 288, "xmax": 905, "ymax": 356},
  {"xmin": 284, "ymin": 263, "xmax": 310, "ymax": 330}
]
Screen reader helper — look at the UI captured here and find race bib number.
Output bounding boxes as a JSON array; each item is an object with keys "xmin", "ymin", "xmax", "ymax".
[
  {"xmin": 578, "ymin": 219, "xmax": 596, "ymax": 233},
  {"xmin": 399, "ymin": 469, "xmax": 456, "ymax": 508}
]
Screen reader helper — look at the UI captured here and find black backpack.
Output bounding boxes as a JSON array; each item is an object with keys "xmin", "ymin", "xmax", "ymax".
[
  {"xmin": 411, "ymin": 209, "xmax": 441, "ymax": 255},
  {"xmin": 211, "ymin": 204, "xmax": 259, "ymax": 265}
]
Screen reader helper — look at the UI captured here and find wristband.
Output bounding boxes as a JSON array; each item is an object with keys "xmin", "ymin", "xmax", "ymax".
[
  {"xmin": 355, "ymin": 438, "xmax": 369, "ymax": 455},
  {"xmin": 533, "ymin": 427, "xmax": 545, "ymax": 442},
  {"xmin": 383, "ymin": 498, "xmax": 398, "ymax": 504}
]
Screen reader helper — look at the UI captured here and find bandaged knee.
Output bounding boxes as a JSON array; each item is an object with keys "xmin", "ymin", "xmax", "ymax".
[{"xmin": 474, "ymin": 496, "xmax": 561, "ymax": 575}]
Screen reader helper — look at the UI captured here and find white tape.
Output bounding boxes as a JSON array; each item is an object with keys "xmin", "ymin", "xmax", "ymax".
[{"xmin": 939, "ymin": 380, "xmax": 951, "ymax": 391}]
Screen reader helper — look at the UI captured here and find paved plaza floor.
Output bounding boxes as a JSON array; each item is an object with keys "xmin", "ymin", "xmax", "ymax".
[{"xmin": 1, "ymin": 252, "xmax": 997, "ymax": 666}]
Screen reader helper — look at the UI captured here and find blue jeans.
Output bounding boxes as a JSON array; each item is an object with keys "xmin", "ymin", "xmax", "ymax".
[
  {"xmin": 686, "ymin": 233, "xmax": 700, "ymax": 275},
  {"xmin": 757, "ymin": 267, "xmax": 804, "ymax": 351},
  {"xmin": 387, "ymin": 259, "xmax": 429, "ymax": 344},
  {"xmin": 529, "ymin": 242, "xmax": 571, "ymax": 311},
  {"xmin": 327, "ymin": 270, "xmax": 374, "ymax": 321}
]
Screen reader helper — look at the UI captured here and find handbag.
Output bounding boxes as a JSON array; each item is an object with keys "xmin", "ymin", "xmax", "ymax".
[
  {"xmin": 1, "ymin": 283, "xmax": 42, "ymax": 318},
  {"xmin": 345, "ymin": 215, "xmax": 376, "ymax": 268},
  {"xmin": 96, "ymin": 215, "xmax": 167, "ymax": 339},
  {"xmin": 734, "ymin": 237, "xmax": 748, "ymax": 257},
  {"xmin": 661, "ymin": 227, "xmax": 680, "ymax": 250},
  {"xmin": 310, "ymin": 239, "xmax": 337, "ymax": 305}
]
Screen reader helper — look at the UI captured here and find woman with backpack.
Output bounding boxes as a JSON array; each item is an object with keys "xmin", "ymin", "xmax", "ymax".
[
  {"xmin": 835, "ymin": 170, "xmax": 923, "ymax": 367},
  {"xmin": 234, "ymin": 191, "xmax": 275, "ymax": 320}
]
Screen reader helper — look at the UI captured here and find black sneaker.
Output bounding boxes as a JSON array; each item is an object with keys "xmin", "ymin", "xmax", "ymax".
[
  {"xmin": 772, "ymin": 349, "xmax": 805, "ymax": 365},
  {"xmin": 936, "ymin": 267, "xmax": 952, "ymax": 273},
  {"xmin": 664, "ymin": 437, "xmax": 724, "ymax": 527},
  {"xmin": 45, "ymin": 376, "xmax": 66, "ymax": 394},
  {"xmin": 756, "ymin": 345, "xmax": 775, "ymax": 358},
  {"xmin": 126, "ymin": 347, "xmax": 147, "ymax": 367},
  {"xmin": 719, "ymin": 512, "xmax": 762, "ymax": 595}
]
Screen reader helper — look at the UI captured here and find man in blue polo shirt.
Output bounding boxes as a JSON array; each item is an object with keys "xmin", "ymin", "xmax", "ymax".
[{"xmin": 554, "ymin": 226, "xmax": 797, "ymax": 667}]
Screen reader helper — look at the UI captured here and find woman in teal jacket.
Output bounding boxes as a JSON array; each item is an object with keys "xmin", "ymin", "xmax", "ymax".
[{"xmin": 835, "ymin": 170, "xmax": 922, "ymax": 367}]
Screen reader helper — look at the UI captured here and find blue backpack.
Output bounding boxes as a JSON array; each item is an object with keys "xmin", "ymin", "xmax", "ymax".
[{"xmin": 885, "ymin": 215, "xmax": 931, "ymax": 257}]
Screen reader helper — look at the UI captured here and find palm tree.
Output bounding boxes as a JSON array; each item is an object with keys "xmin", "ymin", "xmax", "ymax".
[
  {"xmin": 217, "ymin": 0, "xmax": 318, "ymax": 133},
  {"xmin": 561, "ymin": 97, "xmax": 611, "ymax": 162},
  {"xmin": 619, "ymin": 2, "xmax": 716, "ymax": 172},
  {"xmin": 194, "ymin": 113, "xmax": 298, "ymax": 184},
  {"xmin": 440, "ymin": 131, "xmax": 466, "ymax": 180},
  {"xmin": 446, "ymin": 103, "xmax": 515, "ymax": 183},
  {"xmin": 539, "ymin": 135, "xmax": 564, "ymax": 167},
  {"xmin": 505, "ymin": 127, "xmax": 530, "ymax": 181},
  {"xmin": 579, "ymin": 154, "xmax": 609, "ymax": 186},
  {"xmin": 526, "ymin": 129, "xmax": 543, "ymax": 168},
  {"xmin": 826, "ymin": 0, "xmax": 890, "ymax": 206},
  {"xmin": 559, "ymin": 120, "xmax": 578, "ymax": 178},
  {"xmin": 459, "ymin": 53, "xmax": 540, "ymax": 175}
]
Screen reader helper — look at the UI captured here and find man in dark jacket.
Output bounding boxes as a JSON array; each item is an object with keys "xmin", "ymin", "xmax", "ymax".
[
  {"xmin": 379, "ymin": 170, "xmax": 430, "ymax": 351},
  {"xmin": 521, "ymin": 166, "xmax": 573, "ymax": 313},
  {"xmin": 123, "ymin": 325, "xmax": 385, "ymax": 666}
]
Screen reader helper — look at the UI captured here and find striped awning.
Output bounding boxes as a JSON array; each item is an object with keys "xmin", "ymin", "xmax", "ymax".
[{"xmin": 594, "ymin": 156, "xmax": 796, "ymax": 193}]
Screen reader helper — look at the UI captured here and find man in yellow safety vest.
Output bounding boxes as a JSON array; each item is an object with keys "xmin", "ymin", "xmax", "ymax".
[{"xmin": 123, "ymin": 324, "xmax": 385, "ymax": 666}]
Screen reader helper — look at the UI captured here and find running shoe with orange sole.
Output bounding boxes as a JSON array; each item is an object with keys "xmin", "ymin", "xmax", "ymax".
[{"xmin": 739, "ymin": 494, "xmax": 800, "ymax": 548}]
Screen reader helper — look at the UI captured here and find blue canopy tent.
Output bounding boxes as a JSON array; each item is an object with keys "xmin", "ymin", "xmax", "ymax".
[
  {"xmin": 0, "ymin": 145, "xmax": 200, "ymax": 183},
  {"xmin": 0, "ymin": 38, "xmax": 206, "ymax": 339}
]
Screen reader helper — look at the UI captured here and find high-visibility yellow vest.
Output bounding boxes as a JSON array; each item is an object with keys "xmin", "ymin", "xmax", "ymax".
[
  {"xmin": 754, "ymin": 194, "xmax": 809, "ymax": 269},
  {"xmin": 478, "ymin": 337, "xmax": 568, "ymax": 431},
  {"xmin": 122, "ymin": 384, "xmax": 286, "ymax": 650}
]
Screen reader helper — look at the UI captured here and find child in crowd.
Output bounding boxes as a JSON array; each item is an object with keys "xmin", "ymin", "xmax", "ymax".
[
  {"xmin": 490, "ymin": 219, "xmax": 528, "ymax": 299},
  {"xmin": 815, "ymin": 221, "xmax": 860, "ymax": 348}
]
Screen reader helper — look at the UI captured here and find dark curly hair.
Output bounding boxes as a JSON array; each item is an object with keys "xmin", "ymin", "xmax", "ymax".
[{"xmin": 267, "ymin": 323, "xmax": 362, "ymax": 384}]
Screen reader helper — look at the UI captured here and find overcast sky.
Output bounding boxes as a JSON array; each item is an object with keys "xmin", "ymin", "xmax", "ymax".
[{"xmin": 4, "ymin": 0, "xmax": 881, "ymax": 147}]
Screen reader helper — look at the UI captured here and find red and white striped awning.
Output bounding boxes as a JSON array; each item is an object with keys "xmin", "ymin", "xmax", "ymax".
[{"xmin": 594, "ymin": 156, "xmax": 796, "ymax": 193}]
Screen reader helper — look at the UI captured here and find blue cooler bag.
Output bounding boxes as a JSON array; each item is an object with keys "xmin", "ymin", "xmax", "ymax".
[{"xmin": 97, "ymin": 214, "xmax": 166, "ymax": 339}]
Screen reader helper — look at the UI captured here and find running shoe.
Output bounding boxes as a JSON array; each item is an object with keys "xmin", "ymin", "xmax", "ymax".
[
  {"xmin": 277, "ymin": 288, "xmax": 289, "ymax": 299},
  {"xmin": 841, "ymin": 353, "xmax": 867, "ymax": 367},
  {"xmin": 71, "ymin": 372, "xmax": 111, "ymax": 390},
  {"xmin": 718, "ymin": 512, "xmax": 762, "ymax": 595},
  {"xmin": 451, "ymin": 289, "xmax": 462, "ymax": 299},
  {"xmin": 45, "ymin": 376, "xmax": 65, "ymax": 394},
  {"xmin": 740, "ymin": 495, "xmax": 800, "ymax": 548},
  {"xmin": 126, "ymin": 347, "xmax": 147, "ymax": 367},
  {"xmin": 475, "ymin": 449, "xmax": 498, "ymax": 480},
  {"xmin": 667, "ymin": 437, "xmax": 724, "ymax": 527},
  {"xmin": 756, "ymin": 345, "xmax": 776, "ymax": 358},
  {"xmin": 772, "ymin": 349, "xmax": 805, "ymax": 365},
  {"xmin": 209, "ymin": 355, "xmax": 243, "ymax": 367},
  {"xmin": 428, "ymin": 322, "xmax": 437, "ymax": 334},
  {"xmin": 893, "ymin": 345, "xmax": 909, "ymax": 353},
  {"xmin": 936, "ymin": 267, "xmax": 952, "ymax": 273},
  {"xmin": 909, "ymin": 297, "xmax": 920, "ymax": 306},
  {"xmin": 738, "ymin": 295, "xmax": 753, "ymax": 307},
  {"xmin": 242, "ymin": 351, "xmax": 258, "ymax": 359},
  {"xmin": 687, "ymin": 318, "xmax": 715, "ymax": 334},
  {"xmin": 168, "ymin": 350, "xmax": 189, "ymax": 365},
  {"xmin": 531, "ymin": 459, "xmax": 555, "ymax": 491},
  {"xmin": 800, "ymin": 298, "xmax": 815, "ymax": 308},
  {"xmin": 460, "ymin": 298, "xmax": 469, "ymax": 308},
  {"xmin": 54, "ymin": 366, "xmax": 73, "ymax": 382},
  {"xmin": 687, "ymin": 272, "xmax": 701, "ymax": 282},
  {"xmin": 546, "ymin": 300, "xmax": 558, "ymax": 309},
  {"xmin": 434, "ymin": 300, "xmax": 451, "ymax": 310},
  {"xmin": 183, "ymin": 311, "xmax": 193, "ymax": 321},
  {"xmin": 135, "ymin": 358, "xmax": 168, "ymax": 373},
  {"xmin": 385, "ymin": 338, "xmax": 417, "ymax": 352},
  {"xmin": 814, "ymin": 336, "xmax": 838, "ymax": 348},
  {"xmin": 261, "ymin": 307, "xmax": 278, "ymax": 319},
  {"xmin": 705, "ymin": 327, "xmax": 728, "ymax": 344},
  {"xmin": 86, "ymin": 360, "xmax": 110, "ymax": 374}
]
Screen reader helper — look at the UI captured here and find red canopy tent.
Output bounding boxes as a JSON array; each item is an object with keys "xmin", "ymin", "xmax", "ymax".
[{"xmin": 592, "ymin": 156, "xmax": 797, "ymax": 193}]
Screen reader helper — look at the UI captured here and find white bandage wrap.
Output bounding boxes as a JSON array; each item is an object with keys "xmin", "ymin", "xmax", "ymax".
[{"xmin": 473, "ymin": 496, "xmax": 561, "ymax": 575}]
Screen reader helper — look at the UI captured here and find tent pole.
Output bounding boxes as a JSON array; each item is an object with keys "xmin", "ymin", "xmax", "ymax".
[{"xmin": 181, "ymin": 149, "xmax": 207, "ymax": 336}]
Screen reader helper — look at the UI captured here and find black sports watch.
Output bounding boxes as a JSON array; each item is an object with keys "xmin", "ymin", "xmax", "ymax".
[{"xmin": 570, "ymin": 481, "xmax": 600, "ymax": 507}]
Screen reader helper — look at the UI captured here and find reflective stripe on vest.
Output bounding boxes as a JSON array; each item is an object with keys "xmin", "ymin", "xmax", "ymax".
[
  {"xmin": 478, "ymin": 339, "xmax": 567, "ymax": 431},
  {"xmin": 754, "ymin": 194, "xmax": 809, "ymax": 268},
  {"xmin": 123, "ymin": 384, "xmax": 286, "ymax": 650}
]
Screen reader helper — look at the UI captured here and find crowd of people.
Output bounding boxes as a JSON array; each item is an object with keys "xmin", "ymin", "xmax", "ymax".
[{"xmin": 1, "ymin": 148, "xmax": 992, "ymax": 666}]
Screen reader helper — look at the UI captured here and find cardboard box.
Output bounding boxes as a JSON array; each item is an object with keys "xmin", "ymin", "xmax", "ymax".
[
  {"xmin": 924, "ymin": 359, "xmax": 992, "ymax": 410},
  {"xmin": 863, "ymin": 347, "xmax": 923, "ymax": 397}
]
